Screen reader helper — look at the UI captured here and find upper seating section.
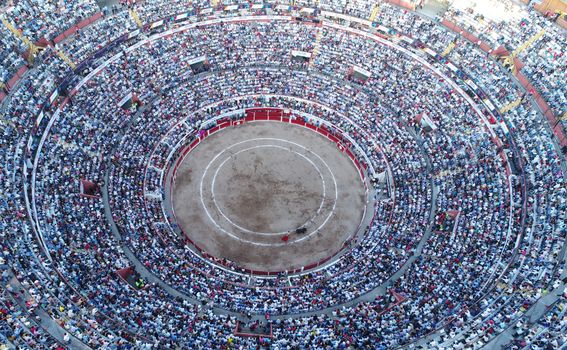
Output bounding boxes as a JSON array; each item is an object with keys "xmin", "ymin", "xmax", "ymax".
[
  {"xmin": 0, "ymin": 0, "xmax": 560, "ymax": 119},
  {"xmin": 3, "ymin": 0, "xmax": 100, "ymax": 42},
  {"xmin": 0, "ymin": 24, "xmax": 25, "ymax": 87},
  {"xmin": 442, "ymin": 0, "xmax": 566, "ymax": 116},
  {"xmin": 133, "ymin": 0, "xmax": 205, "ymax": 25},
  {"xmin": 0, "ymin": 0, "xmax": 101, "ymax": 94},
  {"xmin": 55, "ymin": 10, "xmax": 136, "ymax": 65}
]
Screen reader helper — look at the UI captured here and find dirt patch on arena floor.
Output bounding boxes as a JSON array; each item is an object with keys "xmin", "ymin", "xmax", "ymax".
[{"xmin": 170, "ymin": 121, "xmax": 369, "ymax": 272}]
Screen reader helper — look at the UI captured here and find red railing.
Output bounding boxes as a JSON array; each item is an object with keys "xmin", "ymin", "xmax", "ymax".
[
  {"xmin": 52, "ymin": 12, "xmax": 104, "ymax": 44},
  {"xmin": 386, "ymin": 0, "xmax": 417, "ymax": 11},
  {"xmin": 5, "ymin": 65, "xmax": 28, "ymax": 91}
]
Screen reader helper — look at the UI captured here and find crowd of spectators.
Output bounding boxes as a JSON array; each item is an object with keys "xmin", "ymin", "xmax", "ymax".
[
  {"xmin": 443, "ymin": 0, "xmax": 565, "ymax": 116},
  {"xmin": 0, "ymin": 1, "xmax": 565, "ymax": 349},
  {"xmin": 105, "ymin": 62, "xmax": 417, "ymax": 314},
  {"xmin": 3, "ymin": 0, "xmax": 100, "ymax": 42},
  {"xmin": 503, "ymin": 294, "xmax": 566, "ymax": 350},
  {"xmin": 56, "ymin": 8, "xmax": 136, "ymax": 66},
  {"xmin": 0, "ymin": 23, "xmax": 26, "ymax": 88}
]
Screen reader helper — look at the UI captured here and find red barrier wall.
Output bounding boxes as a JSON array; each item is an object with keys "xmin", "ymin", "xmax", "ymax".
[
  {"xmin": 6, "ymin": 65, "xmax": 28, "ymax": 91},
  {"xmin": 245, "ymin": 107, "xmax": 284, "ymax": 119},
  {"xmin": 440, "ymin": 19, "xmax": 461, "ymax": 33},
  {"xmin": 53, "ymin": 12, "xmax": 104, "ymax": 44},
  {"xmin": 6, "ymin": 76, "xmax": 19, "ymax": 90},
  {"xmin": 387, "ymin": 0, "xmax": 416, "ymax": 10},
  {"xmin": 440, "ymin": 19, "xmax": 492, "ymax": 52}
]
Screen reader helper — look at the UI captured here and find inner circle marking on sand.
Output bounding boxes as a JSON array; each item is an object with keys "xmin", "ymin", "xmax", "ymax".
[
  {"xmin": 211, "ymin": 144, "xmax": 326, "ymax": 235},
  {"xmin": 199, "ymin": 137, "xmax": 338, "ymax": 247}
]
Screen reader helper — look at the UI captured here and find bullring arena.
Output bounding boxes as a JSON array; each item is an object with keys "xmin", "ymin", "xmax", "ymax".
[
  {"xmin": 168, "ymin": 118, "xmax": 372, "ymax": 272},
  {"xmin": 0, "ymin": 0, "xmax": 566, "ymax": 349}
]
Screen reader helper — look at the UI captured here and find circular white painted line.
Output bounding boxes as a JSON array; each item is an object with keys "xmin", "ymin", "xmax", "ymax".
[
  {"xmin": 199, "ymin": 137, "xmax": 338, "ymax": 247},
  {"xmin": 211, "ymin": 144, "xmax": 326, "ymax": 235}
]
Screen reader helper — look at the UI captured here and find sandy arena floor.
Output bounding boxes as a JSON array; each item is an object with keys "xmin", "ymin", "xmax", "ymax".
[{"xmin": 170, "ymin": 121, "xmax": 370, "ymax": 272}]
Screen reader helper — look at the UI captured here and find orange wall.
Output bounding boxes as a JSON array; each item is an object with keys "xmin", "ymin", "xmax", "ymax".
[
  {"xmin": 533, "ymin": 0, "xmax": 567, "ymax": 29},
  {"xmin": 533, "ymin": 0, "xmax": 567, "ymax": 14},
  {"xmin": 557, "ymin": 14, "xmax": 567, "ymax": 28}
]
